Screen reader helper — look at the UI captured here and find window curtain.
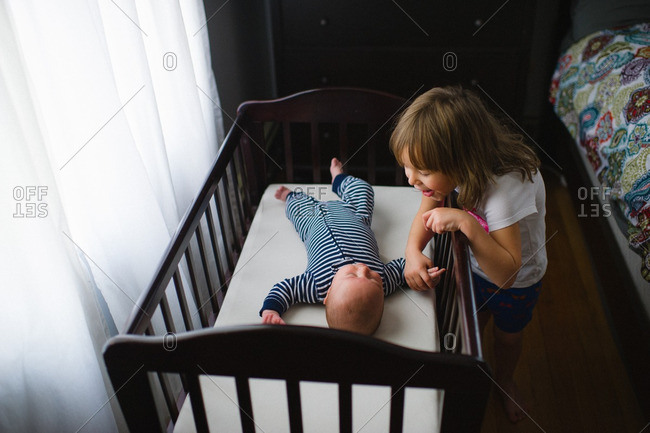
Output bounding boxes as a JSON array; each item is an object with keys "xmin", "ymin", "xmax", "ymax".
[{"xmin": 0, "ymin": 1, "xmax": 224, "ymax": 431}]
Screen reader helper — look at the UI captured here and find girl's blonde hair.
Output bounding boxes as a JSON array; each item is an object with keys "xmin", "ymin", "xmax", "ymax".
[{"xmin": 390, "ymin": 86, "xmax": 540, "ymax": 208}]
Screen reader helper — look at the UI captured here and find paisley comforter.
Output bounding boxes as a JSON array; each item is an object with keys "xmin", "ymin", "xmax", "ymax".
[{"xmin": 550, "ymin": 23, "xmax": 650, "ymax": 281}]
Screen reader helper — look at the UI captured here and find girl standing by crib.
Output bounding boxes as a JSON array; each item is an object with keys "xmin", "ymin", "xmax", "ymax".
[{"xmin": 390, "ymin": 86, "xmax": 547, "ymax": 423}]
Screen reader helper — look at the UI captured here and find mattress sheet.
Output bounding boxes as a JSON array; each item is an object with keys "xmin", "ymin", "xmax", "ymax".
[{"xmin": 174, "ymin": 184, "xmax": 442, "ymax": 432}]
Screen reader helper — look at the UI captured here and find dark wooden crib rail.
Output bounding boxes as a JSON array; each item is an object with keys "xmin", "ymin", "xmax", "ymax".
[
  {"xmin": 105, "ymin": 326, "xmax": 490, "ymax": 433},
  {"xmin": 104, "ymin": 88, "xmax": 488, "ymax": 432},
  {"xmin": 237, "ymin": 87, "xmax": 411, "ymax": 200}
]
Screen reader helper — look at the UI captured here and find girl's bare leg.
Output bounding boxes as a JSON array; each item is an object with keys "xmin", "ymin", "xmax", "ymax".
[{"xmin": 493, "ymin": 327, "xmax": 527, "ymax": 423}]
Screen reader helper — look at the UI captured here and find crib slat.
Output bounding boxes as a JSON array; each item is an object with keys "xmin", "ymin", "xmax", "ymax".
[
  {"xmin": 173, "ymin": 270, "xmax": 194, "ymax": 331},
  {"xmin": 184, "ymin": 249, "xmax": 209, "ymax": 328},
  {"xmin": 214, "ymin": 186, "xmax": 237, "ymax": 301},
  {"xmin": 214, "ymin": 184, "xmax": 235, "ymax": 275},
  {"xmin": 240, "ymin": 120, "xmax": 267, "ymax": 206},
  {"xmin": 159, "ymin": 293, "xmax": 176, "ymax": 334},
  {"xmin": 228, "ymin": 160, "xmax": 249, "ymax": 246},
  {"xmin": 283, "ymin": 121, "xmax": 294, "ymax": 182},
  {"xmin": 205, "ymin": 202, "xmax": 228, "ymax": 292},
  {"xmin": 233, "ymin": 148, "xmax": 254, "ymax": 227},
  {"xmin": 389, "ymin": 386, "xmax": 405, "ymax": 433},
  {"xmin": 450, "ymin": 292, "xmax": 460, "ymax": 349},
  {"xmin": 339, "ymin": 383, "xmax": 352, "ymax": 433},
  {"xmin": 235, "ymin": 376, "xmax": 256, "ymax": 433},
  {"xmin": 221, "ymin": 175, "xmax": 242, "ymax": 268},
  {"xmin": 451, "ymin": 226, "xmax": 483, "ymax": 358},
  {"xmin": 157, "ymin": 372, "xmax": 180, "ymax": 422},
  {"xmin": 195, "ymin": 224, "xmax": 220, "ymax": 319},
  {"xmin": 237, "ymin": 165, "xmax": 254, "ymax": 226},
  {"xmin": 286, "ymin": 380, "xmax": 303, "ymax": 433},
  {"xmin": 442, "ymin": 292, "xmax": 460, "ymax": 353},
  {"xmin": 441, "ymin": 283, "xmax": 456, "ymax": 337},
  {"xmin": 455, "ymin": 314, "xmax": 464, "ymax": 354},
  {"xmin": 310, "ymin": 121, "xmax": 320, "ymax": 182},
  {"xmin": 187, "ymin": 374, "xmax": 209, "ymax": 433},
  {"xmin": 436, "ymin": 232, "xmax": 455, "ymax": 334},
  {"xmin": 442, "ymin": 267, "xmax": 457, "ymax": 335},
  {"xmin": 221, "ymin": 166, "xmax": 244, "ymax": 256}
]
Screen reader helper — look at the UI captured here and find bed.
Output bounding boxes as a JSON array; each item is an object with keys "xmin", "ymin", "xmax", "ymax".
[
  {"xmin": 548, "ymin": 0, "xmax": 650, "ymax": 417},
  {"xmin": 103, "ymin": 88, "xmax": 490, "ymax": 432}
]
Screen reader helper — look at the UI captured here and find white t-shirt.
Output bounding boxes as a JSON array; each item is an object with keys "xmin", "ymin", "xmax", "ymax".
[{"xmin": 468, "ymin": 170, "xmax": 547, "ymax": 287}]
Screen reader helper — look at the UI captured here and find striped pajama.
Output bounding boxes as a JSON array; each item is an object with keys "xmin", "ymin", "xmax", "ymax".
[{"xmin": 261, "ymin": 175, "xmax": 406, "ymax": 315}]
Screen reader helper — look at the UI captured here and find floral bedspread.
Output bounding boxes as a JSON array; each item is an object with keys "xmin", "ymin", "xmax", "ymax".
[{"xmin": 549, "ymin": 23, "xmax": 650, "ymax": 282}]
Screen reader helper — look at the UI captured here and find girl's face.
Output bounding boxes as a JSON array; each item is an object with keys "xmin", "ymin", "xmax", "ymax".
[{"xmin": 401, "ymin": 151, "xmax": 455, "ymax": 202}]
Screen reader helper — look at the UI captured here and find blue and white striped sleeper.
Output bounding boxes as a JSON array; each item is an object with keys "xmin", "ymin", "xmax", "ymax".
[{"xmin": 260, "ymin": 174, "xmax": 406, "ymax": 316}]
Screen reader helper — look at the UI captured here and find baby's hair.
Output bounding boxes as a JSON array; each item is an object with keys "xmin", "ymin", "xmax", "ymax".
[
  {"xmin": 325, "ymin": 300, "xmax": 383, "ymax": 335},
  {"xmin": 325, "ymin": 285, "xmax": 384, "ymax": 335},
  {"xmin": 390, "ymin": 86, "xmax": 540, "ymax": 208}
]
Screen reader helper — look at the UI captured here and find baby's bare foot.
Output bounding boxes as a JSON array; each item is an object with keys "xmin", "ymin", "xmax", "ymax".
[
  {"xmin": 275, "ymin": 186, "xmax": 291, "ymax": 201},
  {"xmin": 330, "ymin": 157, "xmax": 344, "ymax": 180},
  {"xmin": 499, "ymin": 380, "xmax": 527, "ymax": 423}
]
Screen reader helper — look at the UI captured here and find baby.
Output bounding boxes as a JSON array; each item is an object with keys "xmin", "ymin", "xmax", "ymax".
[{"xmin": 260, "ymin": 158, "xmax": 414, "ymax": 335}]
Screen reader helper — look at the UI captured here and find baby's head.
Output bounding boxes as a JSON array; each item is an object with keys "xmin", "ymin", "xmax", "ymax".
[{"xmin": 324, "ymin": 263, "xmax": 385, "ymax": 335}]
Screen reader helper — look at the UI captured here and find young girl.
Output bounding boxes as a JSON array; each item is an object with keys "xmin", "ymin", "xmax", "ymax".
[{"xmin": 390, "ymin": 86, "xmax": 547, "ymax": 423}]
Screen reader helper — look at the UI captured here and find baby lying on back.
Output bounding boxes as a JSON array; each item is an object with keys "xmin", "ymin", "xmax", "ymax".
[{"xmin": 259, "ymin": 158, "xmax": 444, "ymax": 335}]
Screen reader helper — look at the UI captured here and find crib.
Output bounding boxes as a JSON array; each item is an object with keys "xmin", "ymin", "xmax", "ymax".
[{"xmin": 103, "ymin": 88, "xmax": 490, "ymax": 432}]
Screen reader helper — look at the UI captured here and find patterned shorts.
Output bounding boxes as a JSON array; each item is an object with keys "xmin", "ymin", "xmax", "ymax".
[{"xmin": 473, "ymin": 273, "xmax": 542, "ymax": 333}]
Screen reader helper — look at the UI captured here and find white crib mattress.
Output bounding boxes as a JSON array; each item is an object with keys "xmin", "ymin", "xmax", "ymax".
[{"xmin": 174, "ymin": 184, "xmax": 441, "ymax": 433}]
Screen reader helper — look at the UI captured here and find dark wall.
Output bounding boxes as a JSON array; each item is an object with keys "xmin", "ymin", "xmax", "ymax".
[
  {"xmin": 202, "ymin": 0, "xmax": 276, "ymax": 130},
  {"xmin": 203, "ymin": 1, "xmax": 568, "ymax": 141},
  {"xmin": 522, "ymin": 2, "xmax": 568, "ymax": 138}
]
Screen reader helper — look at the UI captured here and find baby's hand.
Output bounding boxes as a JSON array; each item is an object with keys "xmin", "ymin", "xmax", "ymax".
[
  {"xmin": 261, "ymin": 309, "xmax": 286, "ymax": 325},
  {"xmin": 405, "ymin": 252, "xmax": 436, "ymax": 291},
  {"xmin": 427, "ymin": 266, "xmax": 446, "ymax": 288}
]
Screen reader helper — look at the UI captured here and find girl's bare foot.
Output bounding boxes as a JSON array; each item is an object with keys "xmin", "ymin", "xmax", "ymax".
[
  {"xmin": 499, "ymin": 380, "xmax": 527, "ymax": 423},
  {"xmin": 275, "ymin": 186, "xmax": 291, "ymax": 201},
  {"xmin": 330, "ymin": 157, "xmax": 344, "ymax": 180}
]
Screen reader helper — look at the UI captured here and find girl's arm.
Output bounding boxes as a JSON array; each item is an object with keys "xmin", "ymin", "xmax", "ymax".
[
  {"xmin": 423, "ymin": 208, "xmax": 522, "ymax": 288},
  {"xmin": 405, "ymin": 196, "xmax": 445, "ymax": 291}
]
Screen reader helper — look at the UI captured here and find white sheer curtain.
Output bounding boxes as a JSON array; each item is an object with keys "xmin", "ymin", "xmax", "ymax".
[{"xmin": 0, "ymin": 1, "xmax": 223, "ymax": 431}]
